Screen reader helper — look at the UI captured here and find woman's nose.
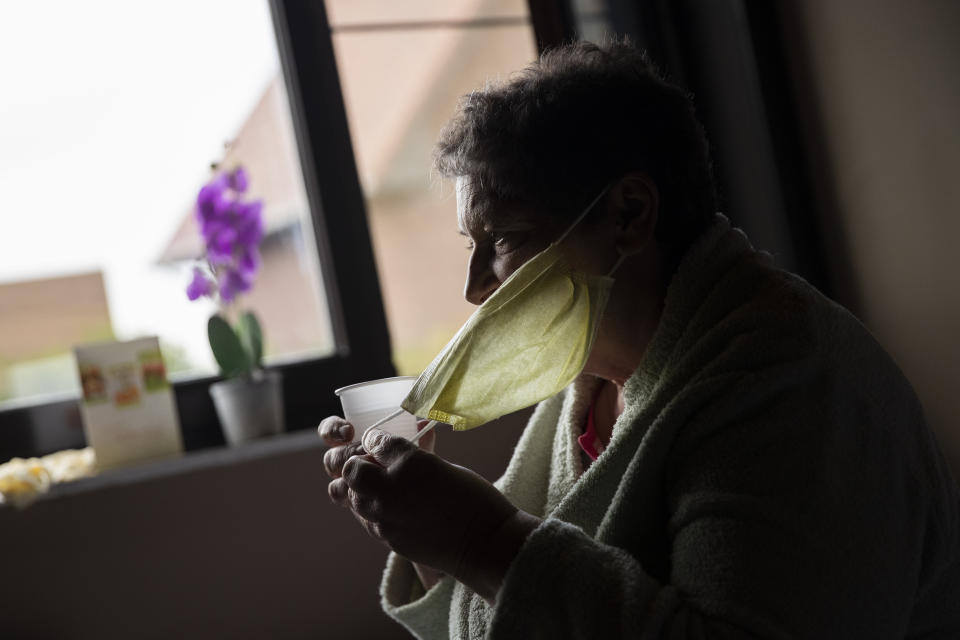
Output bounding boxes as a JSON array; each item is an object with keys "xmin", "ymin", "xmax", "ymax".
[{"xmin": 464, "ymin": 249, "xmax": 499, "ymax": 305}]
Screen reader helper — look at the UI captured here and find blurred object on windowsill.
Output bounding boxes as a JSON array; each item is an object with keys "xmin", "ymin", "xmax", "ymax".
[
  {"xmin": 0, "ymin": 447, "xmax": 96, "ymax": 509},
  {"xmin": 75, "ymin": 337, "xmax": 184, "ymax": 469}
]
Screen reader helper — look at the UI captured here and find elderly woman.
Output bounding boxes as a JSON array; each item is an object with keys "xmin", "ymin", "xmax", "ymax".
[{"xmin": 319, "ymin": 41, "xmax": 960, "ymax": 639}]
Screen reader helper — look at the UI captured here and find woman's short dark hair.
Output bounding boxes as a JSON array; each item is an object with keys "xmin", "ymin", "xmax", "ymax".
[{"xmin": 434, "ymin": 39, "xmax": 716, "ymax": 264}]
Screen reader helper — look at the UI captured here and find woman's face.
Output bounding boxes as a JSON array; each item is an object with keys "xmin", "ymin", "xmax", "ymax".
[
  {"xmin": 457, "ymin": 178, "xmax": 560, "ymax": 305},
  {"xmin": 456, "ymin": 177, "xmax": 616, "ymax": 306}
]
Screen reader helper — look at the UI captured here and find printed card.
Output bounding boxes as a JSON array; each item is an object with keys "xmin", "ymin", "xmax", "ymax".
[{"xmin": 74, "ymin": 337, "xmax": 183, "ymax": 470}]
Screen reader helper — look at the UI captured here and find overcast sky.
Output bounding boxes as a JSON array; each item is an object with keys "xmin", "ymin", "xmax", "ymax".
[{"xmin": 0, "ymin": 0, "xmax": 278, "ymax": 283}]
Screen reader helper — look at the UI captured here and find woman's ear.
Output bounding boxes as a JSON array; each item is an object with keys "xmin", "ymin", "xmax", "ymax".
[{"xmin": 611, "ymin": 172, "xmax": 659, "ymax": 255}]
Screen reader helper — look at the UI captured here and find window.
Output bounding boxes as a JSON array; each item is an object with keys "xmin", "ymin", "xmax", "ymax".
[
  {"xmin": 324, "ymin": 0, "xmax": 538, "ymax": 374},
  {"xmin": 0, "ymin": 0, "xmax": 396, "ymax": 458},
  {"xmin": 0, "ymin": 0, "xmax": 334, "ymax": 407}
]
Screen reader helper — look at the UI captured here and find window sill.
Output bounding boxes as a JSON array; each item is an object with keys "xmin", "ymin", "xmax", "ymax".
[{"xmin": 7, "ymin": 428, "xmax": 323, "ymax": 509}]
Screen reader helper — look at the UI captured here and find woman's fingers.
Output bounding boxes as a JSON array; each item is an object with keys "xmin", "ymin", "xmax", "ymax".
[
  {"xmin": 329, "ymin": 475, "xmax": 387, "ymax": 530},
  {"xmin": 342, "ymin": 455, "xmax": 391, "ymax": 522},
  {"xmin": 323, "ymin": 442, "xmax": 365, "ymax": 479},
  {"xmin": 336, "ymin": 482, "xmax": 387, "ymax": 543},
  {"xmin": 328, "ymin": 477, "xmax": 349, "ymax": 506},
  {"xmin": 331, "ymin": 454, "xmax": 390, "ymax": 522},
  {"xmin": 362, "ymin": 428, "xmax": 417, "ymax": 467},
  {"xmin": 322, "ymin": 420, "xmax": 394, "ymax": 547},
  {"xmin": 318, "ymin": 416, "xmax": 354, "ymax": 447},
  {"xmin": 348, "ymin": 487, "xmax": 384, "ymax": 523},
  {"xmin": 342, "ymin": 454, "xmax": 389, "ymax": 496},
  {"xmin": 349, "ymin": 509, "xmax": 385, "ymax": 542}
]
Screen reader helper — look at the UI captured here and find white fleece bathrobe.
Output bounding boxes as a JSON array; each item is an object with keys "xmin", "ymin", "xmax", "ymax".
[{"xmin": 380, "ymin": 216, "xmax": 960, "ymax": 639}]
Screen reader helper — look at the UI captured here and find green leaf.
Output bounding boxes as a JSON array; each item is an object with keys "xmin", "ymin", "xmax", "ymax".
[
  {"xmin": 237, "ymin": 311, "xmax": 264, "ymax": 368},
  {"xmin": 208, "ymin": 314, "xmax": 250, "ymax": 377}
]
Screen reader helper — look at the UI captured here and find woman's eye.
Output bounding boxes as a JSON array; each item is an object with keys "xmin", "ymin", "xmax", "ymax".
[{"xmin": 492, "ymin": 231, "xmax": 525, "ymax": 253}]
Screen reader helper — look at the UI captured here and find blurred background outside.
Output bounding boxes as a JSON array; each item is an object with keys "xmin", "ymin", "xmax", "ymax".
[{"xmin": 328, "ymin": 0, "xmax": 537, "ymax": 375}]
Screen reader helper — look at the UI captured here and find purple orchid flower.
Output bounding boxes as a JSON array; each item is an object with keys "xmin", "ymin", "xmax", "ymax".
[
  {"xmin": 186, "ymin": 164, "xmax": 265, "ymax": 305},
  {"xmin": 196, "ymin": 175, "xmax": 229, "ymax": 223},
  {"xmin": 235, "ymin": 200, "xmax": 264, "ymax": 247},
  {"xmin": 218, "ymin": 266, "xmax": 254, "ymax": 303},
  {"xmin": 207, "ymin": 225, "xmax": 238, "ymax": 262},
  {"xmin": 228, "ymin": 166, "xmax": 249, "ymax": 193},
  {"xmin": 238, "ymin": 246, "xmax": 260, "ymax": 276},
  {"xmin": 186, "ymin": 267, "xmax": 215, "ymax": 301}
]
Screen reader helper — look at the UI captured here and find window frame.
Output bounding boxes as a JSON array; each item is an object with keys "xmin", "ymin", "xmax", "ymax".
[{"xmin": 0, "ymin": 0, "xmax": 396, "ymax": 459}]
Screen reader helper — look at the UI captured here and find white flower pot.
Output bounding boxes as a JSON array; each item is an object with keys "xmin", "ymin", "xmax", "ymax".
[{"xmin": 209, "ymin": 370, "xmax": 284, "ymax": 445}]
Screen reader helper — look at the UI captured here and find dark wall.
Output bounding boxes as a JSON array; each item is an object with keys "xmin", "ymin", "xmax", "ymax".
[{"xmin": 0, "ymin": 410, "xmax": 530, "ymax": 639}]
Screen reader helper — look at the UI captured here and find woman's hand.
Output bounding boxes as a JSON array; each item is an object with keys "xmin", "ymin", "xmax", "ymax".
[
  {"xmin": 318, "ymin": 417, "xmax": 437, "ymax": 499},
  {"xmin": 324, "ymin": 426, "xmax": 540, "ymax": 604},
  {"xmin": 319, "ymin": 416, "xmax": 442, "ymax": 589}
]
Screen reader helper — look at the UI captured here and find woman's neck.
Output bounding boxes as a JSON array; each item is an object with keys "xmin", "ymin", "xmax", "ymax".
[
  {"xmin": 584, "ymin": 273, "xmax": 665, "ymax": 386},
  {"xmin": 583, "ymin": 251, "xmax": 666, "ymax": 450}
]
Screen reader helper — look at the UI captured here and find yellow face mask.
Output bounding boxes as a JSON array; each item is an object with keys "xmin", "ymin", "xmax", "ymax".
[{"xmin": 401, "ymin": 188, "xmax": 621, "ymax": 430}]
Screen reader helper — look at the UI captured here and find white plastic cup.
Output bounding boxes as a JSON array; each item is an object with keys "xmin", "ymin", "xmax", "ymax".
[{"xmin": 334, "ymin": 376, "xmax": 419, "ymax": 442}]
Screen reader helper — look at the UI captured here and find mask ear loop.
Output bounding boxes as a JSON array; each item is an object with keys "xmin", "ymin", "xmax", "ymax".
[
  {"xmin": 553, "ymin": 184, "xmax": 613, "ymax": 246},
  {"xmin": 606, "ymin": 251, "xmax": 628, "ymax": 277}
]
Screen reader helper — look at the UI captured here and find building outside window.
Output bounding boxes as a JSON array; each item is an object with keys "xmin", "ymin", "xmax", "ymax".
[{"xmin": 325, "ymin": 0, "xmax": 537, "ymax": 374}]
